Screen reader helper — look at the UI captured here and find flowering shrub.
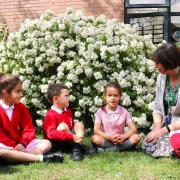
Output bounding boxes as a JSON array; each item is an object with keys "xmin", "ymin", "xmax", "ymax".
[
  {"xmin": 0, "ymin": 9, "xmax": 157, "ymax": 131},
  {"xmin": 0, "ymin": 21, "xmax": 8, "ymax": 42}
]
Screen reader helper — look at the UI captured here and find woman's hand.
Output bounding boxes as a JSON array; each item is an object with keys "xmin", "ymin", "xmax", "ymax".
[{"xmin": 146, "ymin": 129, "xmax": 163, "ymax": 143}]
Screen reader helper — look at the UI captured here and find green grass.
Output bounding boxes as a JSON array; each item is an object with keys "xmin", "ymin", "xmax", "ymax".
[
  {"xmin": 176, "ymin": 42, "xmax": 180, "ymax": 47},
  {"xmin": 0, "ymin": 141, "xmax": 180, "ymax": 180}
]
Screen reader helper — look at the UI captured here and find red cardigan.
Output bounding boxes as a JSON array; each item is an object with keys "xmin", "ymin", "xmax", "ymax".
[
  {"xmin": 43, "ymin": 108, "xmax": 74, "ymax": 141},
  {"xmin": 0, "ymin": 103, "xmax": 36, "ymax": 147}
]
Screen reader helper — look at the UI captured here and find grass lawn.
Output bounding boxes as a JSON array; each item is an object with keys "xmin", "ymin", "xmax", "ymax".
[{"xmin": 0, "ymin": 139, "xmax": 179, "ymax": 180}]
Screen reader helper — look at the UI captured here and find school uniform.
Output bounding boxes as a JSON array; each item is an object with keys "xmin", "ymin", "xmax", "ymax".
[
  {"xmin": 0, "ymin": 101, "xmax": 43, "ymax": 153},
  {"xmin": 43, "ymin": 106, "xmax": 75, "ymax": 152}
]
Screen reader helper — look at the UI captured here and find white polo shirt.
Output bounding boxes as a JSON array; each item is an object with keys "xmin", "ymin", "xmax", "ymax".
[
  {"xmin": 0, "ymin": 100, "xmax": 14, "ymax": 121},
  {"xmin": 51, "ymin": 105, "xmax": 67, "ymax": 114}
]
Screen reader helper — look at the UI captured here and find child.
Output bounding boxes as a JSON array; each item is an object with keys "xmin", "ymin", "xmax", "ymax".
[
  {"xmin": 170, "ymin": 133, "xmax": 180, "ymax": 158},
  {"xmin": 43, "ymin": 83, "xmax": 95, "ymax": 161},
  {"xmin": 0, "ymin": 74, "xmax": 63, "ymax": 163},
  {"xmin": 91, "ymin": 82, "xmax": 141, "ymax": 152}
]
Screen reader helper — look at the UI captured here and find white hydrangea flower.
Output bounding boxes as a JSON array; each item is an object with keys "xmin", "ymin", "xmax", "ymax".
[
  {"xmin": 122, "ymin": 93, "xmax": 131, "ymax": 106},
  {"xmin": 65, "ymin": 81, "xmax": 73, "ymax": 88},
  {"xmin": 23, "ymin": 80, "xmax": 30, "ymax": 89},
  {"xmin": 39, "ymin": 66, "xmax": 44, "ymax": 72},
  {"xmin": 94, "ymin": 72, "xmax": 102, "ymax": 80},
  {"xmin": 128, "ymin": 107, "xmax": 134, "ymax": 113},
  {"xmin": 75, "ymin": 111, "xmax": 81, "ymax": 118},
  {"xmin": 133, "ymin": 114, "xmax": 150, "ymax": 127},
  {"xmin": 85, "ymin": 67, "xmax": 93, "ymax": 77},
  {"xmin": 36, "ymin": 119, "xmax": 43, "ymax": 127},
  {"xmin": 37, "ymin": 110, "xmax": 48, "ymax": 117},
  {"xmin": 70, "ymin": 95, "xmax": 76, "ymax": 102},
  {"xmin": 134, "ymin": 97, "xmax": 145, "ymax": 108},
  {"xmin": 40, "ymin": 84, "xmax": 48, "ymax": 93},
  {"xmin": 20, "ymin": 97, "xmax": 27, "ymax": 104},
  {"xmin": 79, "ymin": 98, "xmax": 86, "ymax": 107},
  {"xmin": 148, "ymin": 101, "xmax": 154, "ymax": 110},
  {"xmin": 31, "ymin": 98, "xmax": 41, "ymax": 107},
  {"xmin": 83, "ymin": 87, "xmax": 90, "ymax": 94},
  {"xmin": 89, "ymin": 105, "xmax": 98, "ymax": 113},
  {"xmin": 67, "ymin": 74, "xmax": 78, "ymax": 83},
  {"xmin": 75, "ymin": 67, "xmax": 83, "ymax": 75},
  {"xmin": 94, "ymin": 96, "xmax": 103, "ymax": 106},
  {"xmin": 119, "ymin": 79, "xmax": 130, "ymax": 88},
  {"xmin": 26, "ymin": 67, "xmax": 33, "ymax": 74},
  {"xmin": 66, "ymin": 61, "xmax": 75, "ymax": 70}
]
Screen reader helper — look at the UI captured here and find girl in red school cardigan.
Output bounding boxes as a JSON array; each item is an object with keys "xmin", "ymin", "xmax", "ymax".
[{"xmin": 0, "ymin": 74, "xmax": 63, "ymax": 163}]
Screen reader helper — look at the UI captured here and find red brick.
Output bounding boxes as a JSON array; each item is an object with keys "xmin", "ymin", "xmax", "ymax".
[{"xmin": 0, "ymin": 0, "xmax": 124, "ymax": 31}]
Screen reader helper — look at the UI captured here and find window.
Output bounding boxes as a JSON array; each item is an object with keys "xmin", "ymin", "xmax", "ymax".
[{"xmin": 124, "ymin": 0, "xmax": 178, "ymax": 43}]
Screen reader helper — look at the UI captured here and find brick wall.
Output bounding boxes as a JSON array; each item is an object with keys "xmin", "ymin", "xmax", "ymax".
[{"xmin": 0, "ymin": 0, "xmax": 124, "ymax": 32}]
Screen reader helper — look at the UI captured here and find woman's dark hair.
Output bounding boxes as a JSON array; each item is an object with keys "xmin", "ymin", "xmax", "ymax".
[
  {"xmin": 101, "ymin": 82, "xmax": 122, "ymax": 110},
  {"xmin": 152, "ymin": 43, "xmax": 180, "ymax": 70},
  {"xmin": 47, "ymin": 83, "xmax": 69, "ymax": 103},
  {"xmin": 0, "ymin": 74, "xmax": 22, "ymax": 97}
]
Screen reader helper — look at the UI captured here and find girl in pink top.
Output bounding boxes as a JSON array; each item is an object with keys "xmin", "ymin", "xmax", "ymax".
[{"xmin": 91, "ymin": 82, "xmax": 141, "ymax": 151}]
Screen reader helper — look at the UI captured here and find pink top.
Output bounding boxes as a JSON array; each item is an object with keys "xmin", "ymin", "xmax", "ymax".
[{"xmin": 95, "ymin": 105, "xmax": 132, "ymax": 135}]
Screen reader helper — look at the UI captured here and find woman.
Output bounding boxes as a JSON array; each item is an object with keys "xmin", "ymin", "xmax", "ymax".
[{"xmin": 143, "ymin": 43, "xmax": 180, "ymax": 158}]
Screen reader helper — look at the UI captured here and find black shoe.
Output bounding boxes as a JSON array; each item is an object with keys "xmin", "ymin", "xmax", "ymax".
[
  {"xmin": 43, "ymin": 153, "xmax": 64, "ymax": 163},
  {"xmin": 171, "ymin": 151, "xmax": 178, "ymax": 159},
  {"xmin": 71, "ymin": 144, "xmax": 84, "ymax": 161},
  {"xmin": 83, "ymin": 145, "xmax": 97, "ymax": 155}
]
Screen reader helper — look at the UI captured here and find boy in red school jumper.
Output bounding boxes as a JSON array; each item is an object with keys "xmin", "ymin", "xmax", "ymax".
[
  {"xmin": 0, "ymin": 74, "xmax": 63, "ymax": 163},
  {"xmin": 43, "ymin": 83, "xmax": 95, "ymax": 161}
]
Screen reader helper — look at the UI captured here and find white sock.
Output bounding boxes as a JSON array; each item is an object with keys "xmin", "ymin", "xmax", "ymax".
[{"xmin": 39, "ymin": 155, "xmax": 43, "ymax": 161}]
